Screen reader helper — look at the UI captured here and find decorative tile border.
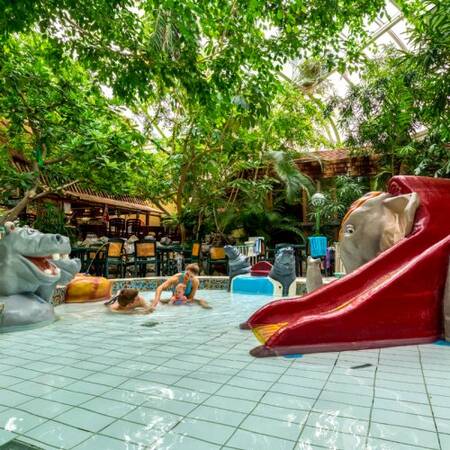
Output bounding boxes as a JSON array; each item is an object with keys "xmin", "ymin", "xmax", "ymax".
[
  {"xmin": 110, "ymin": 276, "xmax": 229, "ymax": 294},
  {"xmin": 52, "ymin": 275, "xmax": 337, "ymax": 304},
  {"xmin": 52, "ymin": 286, "xmax": 67, "ymax": 306}
]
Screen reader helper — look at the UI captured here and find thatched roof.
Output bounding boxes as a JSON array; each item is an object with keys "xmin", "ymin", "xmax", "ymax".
[
  {"xmin": 9, "ymin": 152, "xmax": 162, "ymax": 215},
  {"xmin": 295, "ymin": 148, "xmax": 379, "ymax": 179}
]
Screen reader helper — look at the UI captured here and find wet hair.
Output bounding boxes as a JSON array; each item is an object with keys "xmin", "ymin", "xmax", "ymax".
[
  {"xmin": 185, "ymin": 263, "xmax": 199, "ymax": 275},
  {"xmin": 117, "ymin": 288, "xmax": 139, "ymax": 307}
]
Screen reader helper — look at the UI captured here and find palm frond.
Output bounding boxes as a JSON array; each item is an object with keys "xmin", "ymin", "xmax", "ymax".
[{"xmin": 269, "ymin": 150, "xmax": 315, "ymax": 203}]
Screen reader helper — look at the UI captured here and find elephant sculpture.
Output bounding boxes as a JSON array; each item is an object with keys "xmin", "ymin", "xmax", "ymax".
[
  {"xmin": 0, "ymin": 222, "xmax": 80, "ymax": 331},
  {"xmin": 340, "ymin": 191, "xmax": 420, "ymax": 273}
]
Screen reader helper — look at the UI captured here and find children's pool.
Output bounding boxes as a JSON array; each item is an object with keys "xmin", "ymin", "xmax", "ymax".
[{"xmin": 0, "ymin": 290, "xmax": 449, "ymax": 449}]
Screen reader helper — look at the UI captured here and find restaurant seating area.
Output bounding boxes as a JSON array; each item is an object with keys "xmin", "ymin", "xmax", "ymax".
[
  {"xmin": 69, "ymin": 233, "xmax": 337, "ymax": 279},
  {"xmin": 79, "ymin": 218, "xmax": 160, "ymax": 240},
  {"xmin": 71, "ymin": 237, "xmax": 204, "ymax": 278}
]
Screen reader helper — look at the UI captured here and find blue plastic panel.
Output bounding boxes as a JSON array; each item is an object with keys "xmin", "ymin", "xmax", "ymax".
[{"xmin": 231, "ymin": 275, "xmax": 275, "ymax": 295}]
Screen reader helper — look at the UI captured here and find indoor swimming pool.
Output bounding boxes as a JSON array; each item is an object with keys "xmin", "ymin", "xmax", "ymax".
[{"xmin": 0, "ymin": 290, "xmax": 449, "ymax": 449}]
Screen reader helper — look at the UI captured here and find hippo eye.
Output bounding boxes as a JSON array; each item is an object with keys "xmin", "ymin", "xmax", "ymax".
[
  {"xmin": 345, "ymin": 224, "xmax": 355, "ymax": 234},
  {"xmin": 27, "ymin": 228, "xmax": 35, "ymax": 235}
]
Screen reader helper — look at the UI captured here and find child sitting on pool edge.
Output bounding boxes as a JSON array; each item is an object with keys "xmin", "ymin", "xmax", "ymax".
[
  {"xmin": 105, "ymin": 288, "xmax": 154, "ymax": 314},
  {"xmin": 169, "ymin": 283, "xmax": 189, "ymax": 305}
]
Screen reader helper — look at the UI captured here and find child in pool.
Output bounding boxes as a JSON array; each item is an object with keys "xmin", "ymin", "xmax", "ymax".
[
  {"xmin": 105, "ymin": 288, "xmax": 154, "ymax": 314},
  {"xmin": 169, "ymin": 283, "xmax": 188, "ymax": 305}
]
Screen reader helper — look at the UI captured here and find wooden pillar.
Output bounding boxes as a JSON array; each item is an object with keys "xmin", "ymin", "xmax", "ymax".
[{"xmin": 302, "ymin": 189, "xmax": 308, "ymax": 223}]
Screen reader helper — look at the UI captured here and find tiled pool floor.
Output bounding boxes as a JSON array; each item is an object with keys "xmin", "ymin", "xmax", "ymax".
[{"xmin": 0, "ymin": 290, "xmax": 450, "ymax": 449}]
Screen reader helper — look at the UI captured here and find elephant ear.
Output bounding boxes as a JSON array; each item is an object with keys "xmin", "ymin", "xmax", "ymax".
[{"xmin": 380, "ymin": 193, "xmax": 420, "ymax": 251}]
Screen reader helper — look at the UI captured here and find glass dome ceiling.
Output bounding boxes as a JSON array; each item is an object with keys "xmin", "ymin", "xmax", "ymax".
[{"xmin": 282, "ymin": 0, "xmax": 417, "ymax": 146}]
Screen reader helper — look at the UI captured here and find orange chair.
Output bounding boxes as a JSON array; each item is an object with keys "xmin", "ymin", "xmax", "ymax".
[
  {"xmin": 133, "ymin": 240, "xmax": 158, "ymax": 277},
  {"xmin": 206, "ymin": 246, "xmax": 228, "ymax": 275},
  {"xmin": 104, "ymin": 239, "xmax": 125, "ymax": 278}
]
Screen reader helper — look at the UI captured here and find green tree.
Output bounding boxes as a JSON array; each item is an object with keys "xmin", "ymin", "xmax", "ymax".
[
  {"xmin": 0, "ymin": 33, "xmax": 150, "ymax": 224},
  {"xmin": 135, "ymin": 82, "xmax": 325, "ymax": 240},
  {"xmin": 1, "ymin": 0, "xmax": 388, "ymax": 108}
]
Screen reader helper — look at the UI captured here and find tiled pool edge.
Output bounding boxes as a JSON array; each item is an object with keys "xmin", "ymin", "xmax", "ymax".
[{"xmin": 52, "ymin": 276, "xmax": 337, "ymax": 306}]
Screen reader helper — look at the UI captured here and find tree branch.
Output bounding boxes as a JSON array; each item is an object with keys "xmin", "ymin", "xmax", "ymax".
[{"xmin": 33, "ymin": 179, "xmax": 80, "ymax": 201}]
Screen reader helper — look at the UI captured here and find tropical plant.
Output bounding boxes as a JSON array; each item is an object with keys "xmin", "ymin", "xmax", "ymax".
[
  {"xmin": 32, "ymin": 202, "xmax": 70, "ymax": 236},
  {"xmin": 308, "ymin": 176, "xmax": 367, "ymax": 232},
  {"xmin": 135, "ymin": 81, "xmax": 324, "ymax": 241}
]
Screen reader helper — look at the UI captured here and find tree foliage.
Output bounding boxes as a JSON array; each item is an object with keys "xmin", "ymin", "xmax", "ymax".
[
  {"xmin": 134, "ymin": 82, "xmax": 327, "ymax": 239},
  {"xmin": 308, "ymin": 176, "xmax": 366, "ymax": 231},
  {"xmin": 1, "ymin": 0, "xmax": 387, "ymax": 109},
  {"xmin": 0, "ymin": 33, "xmax": 150, "ymax": 223},
  {"xmin": 334, "ymin": 1, "xmax": 449, "ymax": 185},
  {"xmin": 1, "ymin": 0, "xmax": 437, "ymax": 239}
]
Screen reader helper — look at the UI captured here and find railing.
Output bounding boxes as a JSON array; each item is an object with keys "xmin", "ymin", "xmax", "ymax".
[{"xmin": 236, "ymin": 237, "xmax": 264, "ymax": 266}]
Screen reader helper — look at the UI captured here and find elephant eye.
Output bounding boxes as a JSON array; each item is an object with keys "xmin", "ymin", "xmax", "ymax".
[{"xmin": 345, "ymin": 224, "xmax": 355, "ymax": 234}]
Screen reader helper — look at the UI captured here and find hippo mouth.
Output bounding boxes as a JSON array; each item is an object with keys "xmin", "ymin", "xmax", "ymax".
[
  {"xmin": 21, "ymin": 254, "xmax": 67, "ymax": 279},
  {"xmin": 25, "ymin": 256, "xmax": 59, "ymax": 275}
]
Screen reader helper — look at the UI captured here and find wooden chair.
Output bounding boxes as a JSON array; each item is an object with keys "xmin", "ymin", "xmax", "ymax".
[
  {"xmin": 183, "ymin": 242, "xmax": 201, "ymax": 267},
  {"xmin": 84, "ymin": 247, "xmax": 106, "ymax": 275},
  {"xmin": 132, "ymin": 239, "xmax": 158, "ymax": 277},
  {"xmin": 126, "ymin": 219, "xmax": 141, "ymax": 238},
  {"xmin": 109, "ymin": 218, "xmax": 125, "ymax": 238},
  {"xmin": 206, "ymin": 246, "xmax": 228, "ymax": 275},
  {"xmin": 104, "ymin": 239, "xmax": 125, "ymax": 278}
]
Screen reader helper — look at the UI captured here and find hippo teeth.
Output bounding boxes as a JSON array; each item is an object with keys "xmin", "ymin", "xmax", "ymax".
[
  {"xmin": 62, "ymin": 254, "xmax": 69, "ymax": 260},
  {"xmin": 52, "ymin": 253, "xmax": 61, "ymax": 261},
  {"xmin": 25, "ymin": 256, "xmax": 58, "ymax": 275}
]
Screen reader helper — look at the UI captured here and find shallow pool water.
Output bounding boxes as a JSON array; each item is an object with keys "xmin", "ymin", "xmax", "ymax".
[{"xmin": 0, "ymin": 290, "xmax": 449, "ymax": 449}]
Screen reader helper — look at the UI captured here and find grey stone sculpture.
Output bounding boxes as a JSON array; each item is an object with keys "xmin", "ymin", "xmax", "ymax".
[
  {"xmin": 224, "ymin": 245, "xmax": 251, "ymax": 290},
  {"xmin": 306, "ymin": 256, "xmax": 323, "ymax": 293},
  {"xmin": 340, "ymin": 192, "xmax": 420, "ymax": 273},
  {"xmin": 269, "ymin": 247, "xmax": 296, "ymax": 296},
  {"xmin": 0, "ymin": 222, "xmax": 79, "ymax": 331}
]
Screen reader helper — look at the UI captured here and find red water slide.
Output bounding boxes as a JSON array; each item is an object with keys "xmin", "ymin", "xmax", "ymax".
[{"xmin": 243, "ymin": 176, "xmax": 450, "ymax": 357}]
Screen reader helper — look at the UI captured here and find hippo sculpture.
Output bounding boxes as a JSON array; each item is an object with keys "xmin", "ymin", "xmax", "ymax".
[
  {"xmin": 0, "ymin": 222, "xmax": 80, "ymax": 331},
  {"xmin": 269, "ymin": 247, "xmax": 296, "ymax": 296},
  {"xmin": 340, "ymin": 192, "xmax": 420, "ymax": 273},
  {"xmin": 224, "ymin": 245, "xmax": 251, "ymax": 290}
]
